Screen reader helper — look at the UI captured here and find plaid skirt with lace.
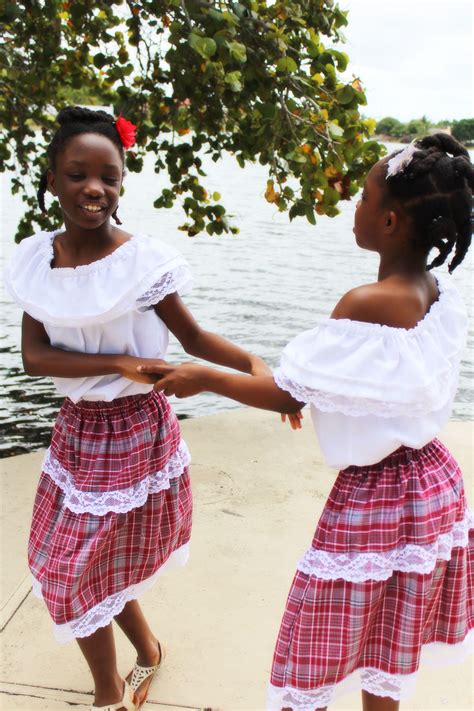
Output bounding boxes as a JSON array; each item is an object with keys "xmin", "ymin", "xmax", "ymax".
[
  {"xmin": 28, "ymin": 390, "xmax": 192, "ymax": 642},
  {"xmin": 268, "ymin": 439, "xmax": 474, "ymax": 709}
]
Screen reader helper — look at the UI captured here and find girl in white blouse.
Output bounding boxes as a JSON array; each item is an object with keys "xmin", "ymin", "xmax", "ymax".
[
  {"xmin": 5, "ymin": 106, "xmax": 271, "ymax": 711},
  {"xmin": 141, "ymin": 135, "xmax": 474, "ymax": 711}
]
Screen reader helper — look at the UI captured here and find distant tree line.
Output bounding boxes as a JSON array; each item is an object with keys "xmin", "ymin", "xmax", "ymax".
[{"xmin": 375, "ymin": 116, "xmax": 474, "ymax": 145}]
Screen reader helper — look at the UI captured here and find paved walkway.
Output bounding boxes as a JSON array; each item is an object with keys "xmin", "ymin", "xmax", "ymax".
[{"xmin": 1, "ymin": 410, "xmax": 472, "ymax": 710}]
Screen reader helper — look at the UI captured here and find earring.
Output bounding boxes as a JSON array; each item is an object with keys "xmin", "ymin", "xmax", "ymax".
[{"xmin": 112, "ymin": 207, "xmax": 122, "ymax": 225}]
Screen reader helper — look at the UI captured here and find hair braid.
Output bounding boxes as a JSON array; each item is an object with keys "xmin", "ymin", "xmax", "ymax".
[
  {"xmin": 37, "ymin": 171, "xmax": 48, "ymax": 213},
  {"xmin": 383, "ymin": 133, "xmax": 473, "ymax": 272}
]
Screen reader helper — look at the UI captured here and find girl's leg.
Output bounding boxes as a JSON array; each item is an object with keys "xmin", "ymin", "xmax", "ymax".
[
  {"xmin": 77, "ymin": 623, "xmax": 133, "ymax": 709},
  {"xmin": 114, "ymin": 600, "xmax": 161, "ymax": 705},
  {"xmin": 362, "ymin": 690, "xmax": 400, "ymax": 711}
]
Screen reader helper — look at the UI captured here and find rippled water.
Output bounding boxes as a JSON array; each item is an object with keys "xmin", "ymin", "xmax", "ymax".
[{"xmin": 1, "ymin": 145, "xmax": 473, "ymax": 456}]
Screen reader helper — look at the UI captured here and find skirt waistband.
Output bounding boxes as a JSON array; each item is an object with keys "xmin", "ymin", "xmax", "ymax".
[
  {"xmin": 344, "ymin": 438, "xmax": 445, "ymax": 473},
  {"xmin": 65, "ymin": 390, "xmax": 159, "ymax": 416}
]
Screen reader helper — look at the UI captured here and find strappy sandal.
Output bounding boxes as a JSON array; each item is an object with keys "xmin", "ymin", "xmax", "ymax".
[
  {"xmin": 128, "ymin": 641, "xmax": 166, "ymax": 708},
  {"xmin": 90, "ymin": 680, "xmax": 137, "ymax": 711}
]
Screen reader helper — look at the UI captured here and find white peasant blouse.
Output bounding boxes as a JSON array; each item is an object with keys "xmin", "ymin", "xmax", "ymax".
[
  {"xmin": 273, "ymin": 275, "xmax": 467, "ymax": 469},
  {"xmin": 4, "ymin": 230, "xmax": 193, "ymax": 403}
]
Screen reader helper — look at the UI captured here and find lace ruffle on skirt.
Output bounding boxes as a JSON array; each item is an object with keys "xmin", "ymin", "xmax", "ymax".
[
  {"xmin": 267, "ymin": 630, "xmax": 474, "ymax": 709},
  {"xmin": 42, "ymin": 440, "xmax": 191, "ymax": 516},
  {"xmin": 31, "ymin": 543, "xmax": 190, "ymax": 643},
  {"xmin": 297, "ymin": 510, "xmax": 474, "ymax": 582}
]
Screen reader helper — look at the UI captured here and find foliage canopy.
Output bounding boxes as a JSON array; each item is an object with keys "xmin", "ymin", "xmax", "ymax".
[
  {"xmin": 452, "ymin": 119, "xmax": 474, "ymax": 145},
  {"xmin": 1, "ymin": 0, "xmax": 383, "ymax": 241}
]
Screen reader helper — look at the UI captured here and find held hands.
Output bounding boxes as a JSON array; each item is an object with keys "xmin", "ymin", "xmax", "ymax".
[
  {"xmin": 135, "ymin": 358, "xmax": 304, "ymax": 430},
  {"xmin": 137, "ymin": 362, "xmax": 209, "ymax": 398},
  {"xmin": 119, "ymin": 356, "xmax": 168, "ymax": 384}
]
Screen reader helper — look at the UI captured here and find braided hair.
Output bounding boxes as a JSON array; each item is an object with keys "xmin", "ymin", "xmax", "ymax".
[
  {"xmin": 38, "ymin": 106, "xmax": 124, "ymax": 214},
  {"xmin": 383, "ymin": 133, "xmax": 473, "ymax": 272}
]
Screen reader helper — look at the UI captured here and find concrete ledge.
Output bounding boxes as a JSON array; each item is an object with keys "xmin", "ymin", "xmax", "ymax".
[{"xmin": 0, "ymin": 411, "xmax": 472, "ymax": 709}]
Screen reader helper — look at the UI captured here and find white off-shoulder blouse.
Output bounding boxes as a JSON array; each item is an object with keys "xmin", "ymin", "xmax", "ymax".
[
  {"xmin": 274, "ymin": 275, "xmax": 467, "ymax": 469},
  {"xmin": 4, "ymin": 230, "xmax": 193, "ymax": 402}
]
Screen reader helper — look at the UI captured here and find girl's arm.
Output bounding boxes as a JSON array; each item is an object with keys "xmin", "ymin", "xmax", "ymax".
[
  {"xmin": 21, "ymin": 312, "xmax": 160, "ymax": 384},
  {"xmin": 138, "ymin": 362, "xmax": 304, "ymax": 415},
  {"xmin": 154, "ymin": 293, "xmax": 269, "ymax": 376}
]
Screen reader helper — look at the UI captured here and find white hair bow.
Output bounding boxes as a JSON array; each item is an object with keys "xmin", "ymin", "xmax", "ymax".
[{"xmin": 386, "ymin": 142, "xmax": 419, "ymax": 179}]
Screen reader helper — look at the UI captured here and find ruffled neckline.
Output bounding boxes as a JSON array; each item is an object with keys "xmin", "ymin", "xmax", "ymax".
[
  {"xmin": 275, "ymin": 272, "xmax": 466, "ymax": 418},
  {"xmin": 323, "ymin": 276, "xmax": 449, "ymax": 339},
  {"xmin": 4, "ymin": 229, "xmax": 193, "ymax": 326},
  {"xmin": 47, "ymin": 229, "xmax": 137, "ymax": 277}
]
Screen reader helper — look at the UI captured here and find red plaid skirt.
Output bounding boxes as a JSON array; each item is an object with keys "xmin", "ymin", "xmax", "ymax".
[
  {"xmin": 269, "ymin": 439, "xmax": 474, "ymax": 709},
  {"xmin": 28, "ymin": 391, "xmax": 192, "ymax": 642}
]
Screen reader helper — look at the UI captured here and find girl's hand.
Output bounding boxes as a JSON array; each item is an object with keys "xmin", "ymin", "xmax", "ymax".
[
  {"xmin": 250, "ymin": 356, "xmax": 273, "ymax": 377},
  {"xmin": 137, "ymin": 362, "xmax": 209, "ymax": 397},
  {"xmin": 119, "ymin": 356, "xmax": 167, "ymax": 384},
  {"xmin": 281, "ymin": 411, "xmax": 304, "ymax": 431}
]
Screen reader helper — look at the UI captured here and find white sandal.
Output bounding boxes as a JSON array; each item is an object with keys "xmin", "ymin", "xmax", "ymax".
[
  {"xmin": 129, "ymin": 641, "xmax": 166, "ymax": 707},
  {"xmin": 90, "ymin": 680, "xmax": 136, "ymax": 711}
]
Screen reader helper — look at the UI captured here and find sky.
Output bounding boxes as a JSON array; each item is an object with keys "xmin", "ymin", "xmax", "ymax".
[{"xmin": 339, "ymin": 0, "xmax": 473, "ymax": 122}]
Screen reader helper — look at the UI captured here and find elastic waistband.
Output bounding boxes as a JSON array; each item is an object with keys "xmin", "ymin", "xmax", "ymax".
[
  {"xmin": 64, "ymin": 390, "xmax": 161, "ymax": 416},
  {"xmin": 388, "ymin": 439, "xmax": 442, "ymax": 461},
  {"xmin": 345, "ymin": 438, "xmax": 447, "ymax": 474}
]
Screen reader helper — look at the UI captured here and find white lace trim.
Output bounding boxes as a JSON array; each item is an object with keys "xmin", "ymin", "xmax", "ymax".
[
  {"xmin": 273, "ymin": 369, "xmax": 458, "ymax": 418},
  {"xmin": 42, "ymin": 440, "xmax": 191, "ymax": 516},
  {"xmin": 31, "ymin": 542, "xmax": 190, "ymax": 643},
  {"xmin": 267, "ymin": 630, "xmax": 474, "ymax": 708},
  {"xmin": 296, "ymin": 510, "xmax": 474, "ymax": 582},
  {"xmin": 136, "ymin": 264, "xmax": 193, "ymax": 310}
]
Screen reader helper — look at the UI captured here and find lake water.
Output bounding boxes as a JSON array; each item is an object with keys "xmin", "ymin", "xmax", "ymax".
[{"xmin": 1, "ymin": 144, "xmax": 473, "ymax": 456}]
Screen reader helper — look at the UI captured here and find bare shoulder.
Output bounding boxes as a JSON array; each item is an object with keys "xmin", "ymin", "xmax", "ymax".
[{"xmin": 331, "ymin": 280, "xmax": 431, "ymax": 328}]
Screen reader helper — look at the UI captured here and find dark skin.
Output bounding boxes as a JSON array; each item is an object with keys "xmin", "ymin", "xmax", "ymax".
[
  {"xmin": 22, "ymin": 132, "xmax": 273, "ymax": 709},
  {"xmin": 138, "ymin": 158, "xmax": 440, "ymax": 711}
]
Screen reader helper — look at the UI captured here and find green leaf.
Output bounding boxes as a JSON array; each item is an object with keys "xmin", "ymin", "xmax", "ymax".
[
  {"xmin": 328, "ymin": 122, "xmax": 344, "ymax": 139},
  {"xmin": 306, "ymin": 207, "xmax": 316, "ymax": 225},
  {"xmin": 93, "ymin": 53, "xmax": 108, "ymax": 69},
  {"xmin": 276, "ymin": 56, "xmax": 298, "ymax": 73},
  {"xmin": 336, "ymin": 85, "xmax": 355, "ymax": 105},
  {"xmin": 229, "ymin": 41, "xmax": 247, "ymax": 63},
  {"xmin": 224, "ymin": 70, "xmax": 242, "ymax": 91},
  {"xmin": 189, "ymin": 33, "xmax": 217, "ymax": 59}
]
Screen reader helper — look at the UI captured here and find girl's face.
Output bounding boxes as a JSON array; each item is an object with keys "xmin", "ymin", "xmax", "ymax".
[
  {"xmin": 48, "ymin": 133, "xmax": 123, "ymax": 231},
  {"xmin": 353, "ymin": 160, "xmax": 390, "ymax": 251}
]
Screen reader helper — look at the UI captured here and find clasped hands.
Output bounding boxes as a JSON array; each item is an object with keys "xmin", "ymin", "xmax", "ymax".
[{"xmin": 133, "ymin": 358, "xmax": 303, "ymax": 430}]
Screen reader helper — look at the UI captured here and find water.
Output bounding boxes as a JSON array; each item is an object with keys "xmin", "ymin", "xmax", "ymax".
[{"xmin": 1, "ymin": 146, "xmax": 473, "ymax": 457}]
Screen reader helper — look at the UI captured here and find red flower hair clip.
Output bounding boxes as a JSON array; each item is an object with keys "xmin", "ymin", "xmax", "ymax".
[{"xmin": 115, "ymin": 113, "xmax": 137, "ymax": 150}]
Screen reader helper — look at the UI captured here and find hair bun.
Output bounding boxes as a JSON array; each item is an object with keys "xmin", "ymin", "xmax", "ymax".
[
  {"xmin": 417, "ymin": 133, "xmax": 469, "ymax": 160},
  {"xmin": 57, "ymin": 106, "xmax": 114, "ymax": 126}
]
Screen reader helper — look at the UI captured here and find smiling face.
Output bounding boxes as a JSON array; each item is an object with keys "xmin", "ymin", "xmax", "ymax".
[{"xmin": 47, "ymin": 133, "xmax": 123, "ymax": 231}]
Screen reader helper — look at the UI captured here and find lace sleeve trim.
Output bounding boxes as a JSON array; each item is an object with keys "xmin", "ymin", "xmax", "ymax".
[
  {"xmin": 136, "ymin": 265, "xmax": 192, "ymax": 310},
  {"xmin": 296, "ymin": 511, "xmax": 473, "ymax": 582},
  {"xmin": 42, "ymin": 441, "xmax": 190, "ymax": 516},
  {"xmin": 273, "ymin": 368, "xmax": 456, "ymax": 418}
]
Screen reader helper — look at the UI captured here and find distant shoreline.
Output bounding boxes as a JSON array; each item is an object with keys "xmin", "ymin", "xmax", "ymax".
[{"xmin": 375, "ymin": 133, "xmax": 474, "ymax": 147}]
